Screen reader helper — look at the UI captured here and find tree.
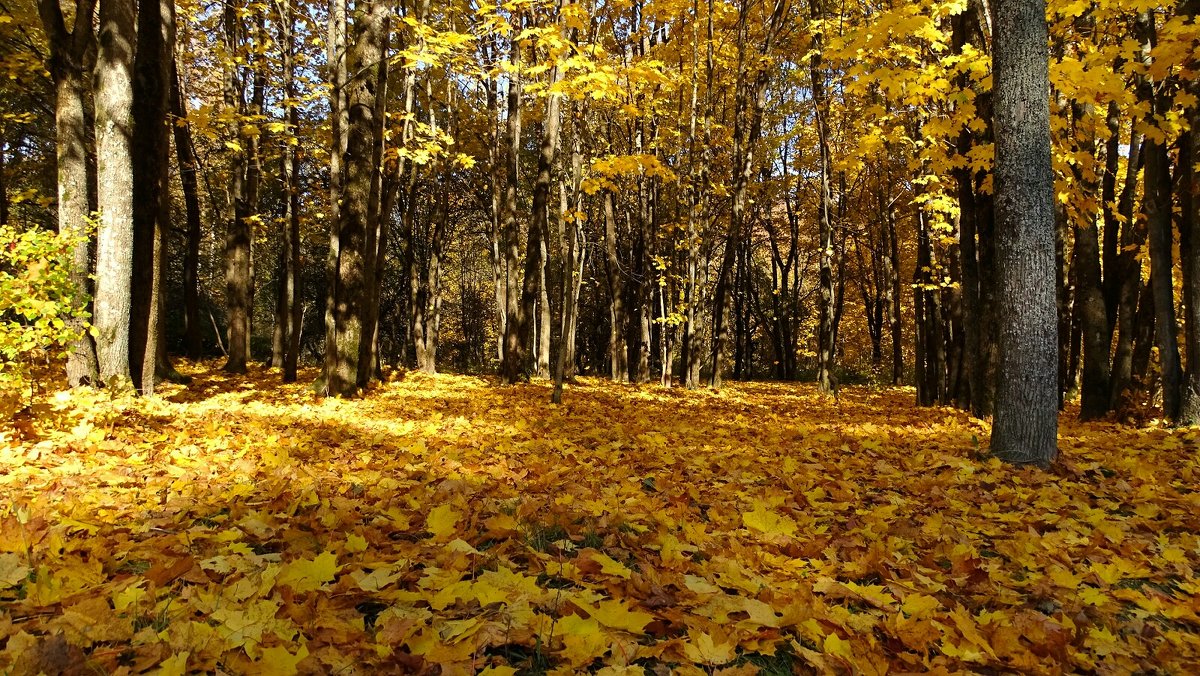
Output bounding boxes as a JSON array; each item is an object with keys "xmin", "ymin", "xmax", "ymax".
[
  {"xmin": 37, "ymin": 0, "xmax": 99, "ymax": 387},
  {"xmin": 989, "ymin": 0, "xmax": 1058, "ymax": 465},
  {"xmin": 130, "ymin": 0, "xmax": 178, "ymax": 393},
  {"xmin": 92, "ymin": 0, "xmax": 136, "ymax": 385},
  {"xmin": 326, "ymin": 0, "xmax": 390, "ymax": 396}
]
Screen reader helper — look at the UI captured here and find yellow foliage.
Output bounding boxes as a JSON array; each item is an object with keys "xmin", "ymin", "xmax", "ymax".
[{"xmin": 2, "ymin": 364, "xmax": 1200, "ymax": 672}]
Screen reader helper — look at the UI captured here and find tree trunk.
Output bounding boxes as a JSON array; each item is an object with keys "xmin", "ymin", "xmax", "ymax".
[
  {"xmin": 952, "ymin": 2, "xmax": 991, "ymax": 416},
  {"xmin": 500, "ymin": 24, "xmax": 524, "ymax": 383},
  {"xmin": 888, "ymin": 196, "xmax": 903, "ymax": 386},
  {"xmin": 1139, "ymin": 13, "xmax": 1182, "ymax": 422},
  {"xmin": 1179, "ymin": 65, "xmax": 1200, "ymax": 423},
  {"xmin": 328, "ymin": 0, "xmax": 389, "ymax": 396},
  {"xmin": 811, "ymin": 23, "xmax": 836, "ymax": 395},
  {"xmin": 989, "ymin": 0, "xmax": 1058, "ymax": 465},
  {"xmin": 603, "ymin": 189, "xmax": 628, "ymax": 382},
  {"xmin": 222, "ymin": 3, "xmax": 254, "ymax": 374},
  {"xmin": 527, "ymin": 16, "xmax": 563, "ymax": 381},
  {"xmin": 322, "ymin": 0, "xmax": 349, "ymax": 391},
  {"xmin": 1072, "ymin": 101, "xmax": 1111, "ymax": 419},
  {"xmin": 130, "ymin": 0, "xmax": 176, "ymax": 394},
  {"xmin": 93, "ymin": 0, "xmax": 137, "ymax": 385},
  {"xmin": 39, "ymin": 0, "xmax": 100, "ymax": 387},
  {"xmin": 170, "ymin": 60, "xmax": 204, "ymax": 360},
  {"xmin": 356, "ymin": 3, "xmax": 390, "ymax": 389}
]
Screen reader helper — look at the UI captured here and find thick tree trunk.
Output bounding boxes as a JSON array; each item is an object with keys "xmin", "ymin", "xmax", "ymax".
[
  {"xmin": 222, "ymin": 4, "xmax": 258, "ymax": 374},
  {"xmin": 989, "ymin": 0, "xmax": 1059, "ymax": 465},
  {"xmin": 328, "ymin": 0, "xmax": 389, "ymax": 396},
  {"xmin": 322, "ymin": 0, "xmax": 349, "ymax": 391},
  {"xmin": 130, "ymin": 0, "xmax": 176, "ymax": 394},
  {"xmin": 39, "ymin": 0, "xmax": 100, "ymax": 387},
  {"xmin": 93, "ymin": 0, "xmax": 137, "ymax": 385},
  {"xmin": 525, "ymin": 24, "xmax": 563, "ymax": 381},
  {"xmin": 356, "ymin": 6, "xmax": 390, "ymax": 389}
]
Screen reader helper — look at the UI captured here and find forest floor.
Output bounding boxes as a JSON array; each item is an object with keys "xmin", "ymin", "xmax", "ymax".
[{"xmin": 1, "ymin": 363, "xmax": 1199, "ymax": 675}]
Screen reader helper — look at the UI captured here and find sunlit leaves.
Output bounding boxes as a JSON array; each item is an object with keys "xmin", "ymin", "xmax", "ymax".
[{"xmin": 4, "ymin": 363, "xmax": 1200, "ymax": 672}]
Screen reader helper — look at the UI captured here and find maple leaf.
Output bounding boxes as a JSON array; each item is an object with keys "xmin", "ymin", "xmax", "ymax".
[
  {"xmin": 741, "ymin": 504, "xmax": 798, "ymax": 538},
  {"xmin": 425, "ymin": 504, "xmax": 461, "ymax": 540},
  {"xmin": 587, "ymin": 599, "xmax": 653, "ymax": 634},
  {"xmin": 0, "ymin": 553, "xmax": 28, "ymax": 588},
  {"xmin": 155, "ymin": 652, "xmax": 189, "ymax": 676},
  {"xmin": 249, "ymin": 643, "xmax": 309, "ymax": 675},
  {"xmin": 275, "ymin": 551, "xmax": 338, "ymax": 593},
  {"xmin": 555, "ymin": 614, "xmax": 610, "ymax": 667},
  {"xmin": 683, "ymin": 627, "xmax": 737, "ymax": 665}
]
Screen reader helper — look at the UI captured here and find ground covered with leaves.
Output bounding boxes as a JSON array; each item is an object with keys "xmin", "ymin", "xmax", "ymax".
[{"xmin": 2, "ymin": 364, "xmax": 1199, "ymax": 675}]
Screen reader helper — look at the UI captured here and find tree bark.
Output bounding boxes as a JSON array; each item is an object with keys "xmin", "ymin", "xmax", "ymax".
[
  {"xmin": 1072, "ymin": 100, "xmax": 1111, "ymax": 419},
  {"xmin": 989, "ymin": 0, "xmax": 1059, "ymax": 465},
  {"xmin": 130, "ymin": 0, "xmax": 177, "ymax": 394},
  {"xmin": 322, "ymin": 0, "xmax": 349, "ymax": 391},
  {"xmin": 603, "ymin": 188, "xmax": 628, "ymax": 382},
  {"xmin": 222, "ymin": 3, "xmax": 259, "ymax": 374},
  {"xmin": 1179, "ymin": 68, "xmax": 1200, "ymax": 423},
  {"xmin": 328, "ymin": 0, "xmax": 389, "ymax": 396},
  {"xmin": 524, "ymin": 11, "xmax": 563, "ymax": 381},
  {"xmin": 1138, "ymin": 16, "xmax": 1182, "ymax": 422},
  {"xmin": 39, "ymin": 0, "xmax": 100, "ymax": 387},
  {"xmin": 279, "ymin": 1, "xmax": 301, "ymax": 382},
  {"xmin": 93, "ymin": 0, "xmax": 137, "ymax": 385},
  {"xmin": 170, "ymin": 60, "xmax": 204, "ymax": 360},
  {"xmin": 500, "ymin": 23, "xmax": 525, "ymax": 383},
  {"xmin": 810, "ymin": 6, "xmax": 836, "ymax": 395}
]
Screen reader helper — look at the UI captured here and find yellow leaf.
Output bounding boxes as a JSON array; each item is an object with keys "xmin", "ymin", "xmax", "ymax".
[
  {"xmin": 154, "ymin": 652, "xmax": 189, "ymax": 676},
  {"xmin": 251, "ymin": 644, "xmax": 309, "ymax": 675},
  {"xmin": 901, "ymin": 593, "xmax": 941, "ymax": 618},
  {"xmin": 684, "ymin": 575, "xmax": 721, "ymax": 595},
  {"xmin": 345, "ymin": 533, "xmax": 368, "ymax": 553},
  {"xmin": 742, "ymin": 504, "xmax": 798, "ymax": 538},
  {"xmin": 683, "ymin": 627, "xmax": 737, "ymax": 664},
  {"xmin": 276, "ymin": 551, "xmax": 338, "ymax": 593},
  {"xmin": 0, "ymin": 553, "xmax": 29, "ymax": 588},
  {"xmin": 426, "ymin": 504, "xmax": 460, "ymax": 540},
  {"xmin": 556, "ymin": 614, "xmax": 609, "ymax": 667},
  {"xmin": 586, "ymin": 551, "xmax": 632, "ymax": 578},
  {"xmin": 589, "ymin": 599, "xmax": 653, "ymax": 634},
  {"xmin": 823, "ymin": 632, "xmax": 853, "ymax": 659}
]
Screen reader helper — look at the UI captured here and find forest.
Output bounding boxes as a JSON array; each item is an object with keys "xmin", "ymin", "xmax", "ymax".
[{"xmin": 1, "ymin": 0, "xmax": 1200, "ymax": 671}]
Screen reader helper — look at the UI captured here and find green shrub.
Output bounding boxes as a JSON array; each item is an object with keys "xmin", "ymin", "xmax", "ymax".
[{"xmin": 0, "ymin": 223, "xmax": 91, "ymax": 412}]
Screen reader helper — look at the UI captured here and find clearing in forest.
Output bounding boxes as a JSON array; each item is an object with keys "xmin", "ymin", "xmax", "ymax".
[{"xmin": 1, "ymin": 365, "xmax": 1198, "ymax": 674}]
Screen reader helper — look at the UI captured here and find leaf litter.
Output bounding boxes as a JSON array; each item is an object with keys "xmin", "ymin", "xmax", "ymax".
[{"xmin": 1, "ymin": 363, "xmax": 1199, "ymax": 674}]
